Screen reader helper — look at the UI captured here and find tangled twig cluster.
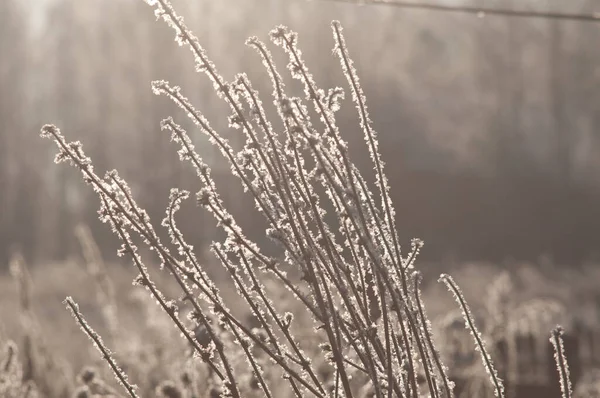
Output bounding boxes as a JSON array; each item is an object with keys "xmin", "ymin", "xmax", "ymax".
[{"xmin": 40, "ymin": 1, "xmax": 573, "ymax": 397}]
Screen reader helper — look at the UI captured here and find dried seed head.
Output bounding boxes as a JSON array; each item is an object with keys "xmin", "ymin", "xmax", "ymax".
[
  {"xmin": 78, "ymin": 367, "xmax": 97, "ymax": 385},
  {"xmin": 1, "ymin": 340, "xmax": 17, "ymax": 373},
  {"xmin": 194, "ymin": 324, "xmax": 213, "ymax": 349},
  {"xmin": 71, "ymin": 385, "xmax": 91, "ymax": 398},
  {"xmin": 157, "ymin": 380, "xmax": 183, "ymax": 398},
  {"xmin": 180, "ymin": 370, "xmax": 192, "ymax": 387}
]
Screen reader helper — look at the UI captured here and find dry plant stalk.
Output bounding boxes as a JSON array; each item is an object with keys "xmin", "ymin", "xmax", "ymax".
[
  {"xmin": 75, "ymin": 224, "xmax": 118, "ymax": 342},
  {"xmin": 64, "ymin": 297, "xmax": 138, "ymax": 398},
  {"xmin": 9, "ymin": 253, "xmax": 35, "ymax": 384},
  {"xmin": 550, "ymin": 326, "xmax": 573, "ymax": 398},
  {"xmin": 8, "ymin": 255, "xmax": 74, "ymax": 397},
  {"xmin": 0, "ymin": 340, "xmax": 38, "ymax": 398},
  {"xmin": 39, "ymin": 0, "xmax": 536, "ymax": 397}
]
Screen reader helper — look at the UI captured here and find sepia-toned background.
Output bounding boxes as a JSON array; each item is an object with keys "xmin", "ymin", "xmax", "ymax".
[
  {"xmin": 3, "ymin": 0, "xmax": 600, "ymax": 266},
  {"xmin": 1, "ymin": 1, "xmax": 600, "ymax": 397}
]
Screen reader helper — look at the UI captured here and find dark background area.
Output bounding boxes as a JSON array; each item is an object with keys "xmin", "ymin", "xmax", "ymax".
[{"xmin": 2, "ymin": 0, "xmax": 600, "ymax": 267}]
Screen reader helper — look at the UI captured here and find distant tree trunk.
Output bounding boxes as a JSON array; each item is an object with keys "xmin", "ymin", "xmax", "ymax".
[
  {"xmin": 51, "ymin": 0, "xmax": 79, "ymax": 260},
  {"xmin": 475, "ymin": 0, "xmax": 509, "ymax": 177},
  {"xmin": 505, "ymin": 3, "xmax": 525, "ymax": 176},
  {"xmin": 12, "ymin": 169, "xmax": 37, "ymax": 262},
  {"xmin": 0, "ymin": 0, "xmax": 29, "ymax": 265},
  {"xmin": 548, "ymin": 18, "xmax": 569, "ymax": 183},
  {"xmin": 82, "ymin": 0, "xmax": 113, "ymax": 243}
]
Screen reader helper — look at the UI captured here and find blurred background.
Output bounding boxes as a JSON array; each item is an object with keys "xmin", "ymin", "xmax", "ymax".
[
  {"xmin": 2, "ymin": 1, "xmax": 600, "ymax": 396},
  {"xmin": 2, "ymin": 0, "xmax": 600, "ymax": 267}
]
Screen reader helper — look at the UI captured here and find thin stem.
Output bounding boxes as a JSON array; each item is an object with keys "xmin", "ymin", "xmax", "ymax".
[{"xmin": 64, "ymin": 297, "xmax": 139, "ymax": 398}]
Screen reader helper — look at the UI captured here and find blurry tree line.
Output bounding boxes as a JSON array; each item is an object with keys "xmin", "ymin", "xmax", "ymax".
[{"xmin": 2, "ymin": 0, "xmax": 600, "ymax": 268}]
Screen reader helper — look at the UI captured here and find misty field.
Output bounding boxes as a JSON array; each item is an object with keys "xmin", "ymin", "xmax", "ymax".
[
  {"xmin": 2, "ymin": 0, "xmax": 600, "ymax": 397},
  {"xmin": 2, "ymin": 252, "xmax": 600, "ymax": 397}
]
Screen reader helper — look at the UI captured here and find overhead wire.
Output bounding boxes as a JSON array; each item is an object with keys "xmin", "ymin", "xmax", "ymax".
[{"xmin": 317, "ymin": 0, "xmax": 600, "ymax": 22}]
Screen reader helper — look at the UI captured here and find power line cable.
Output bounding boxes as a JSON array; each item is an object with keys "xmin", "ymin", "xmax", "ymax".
[{"xmin": 318, "ymin": 0, "xmax": 600, "ymax": 22}]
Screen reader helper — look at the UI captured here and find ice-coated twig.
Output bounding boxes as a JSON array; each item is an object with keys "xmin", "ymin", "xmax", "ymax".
[
  {"xmin": 439, "ymin": 274, "xmax": 504, "ymax": 397},
  {"xmin": 550, "ymin": 325, "xmax": 572, "ymax": 398},
  {"xmin": 64, "ymin": 297, "xmax": 139, "ymax": 398}
]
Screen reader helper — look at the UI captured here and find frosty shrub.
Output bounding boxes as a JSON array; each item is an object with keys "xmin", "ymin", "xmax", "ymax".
[{"xmin": 40, "ymin": 0, "xmax": 572, "ymax": 397}]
